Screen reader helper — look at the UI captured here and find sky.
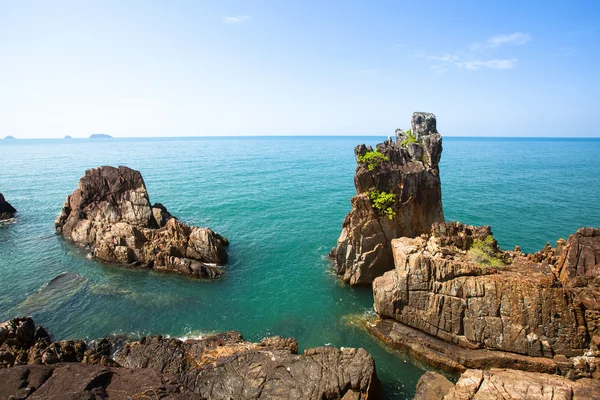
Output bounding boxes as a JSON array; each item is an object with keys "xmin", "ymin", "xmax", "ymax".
[{"xmin": 1, "ymin": 0, "xmax": 599, "ymax": 138}]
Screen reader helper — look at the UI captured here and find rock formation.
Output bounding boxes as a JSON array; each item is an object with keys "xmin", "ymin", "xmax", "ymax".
[
  {"xmin": 332, "ymin": 112, "xmax": 444, "ymax": 285},
  {"xmin": 413, "ymin": 369, "xmax": 600, "ymax": 400},
  {"xmin": 55, "ymin": 166, "xmax": 229, "ymax": 279},
  {"xmin": 0, "ymin": 317, "xmax": 379, "ymax": 399},
  {"xmin": 371, "ymin": 222, "xmax": 600, "ymax": 378},
  {"xmin": 0, "ymin": 193, "xmax": 17, "ymax": 220}
]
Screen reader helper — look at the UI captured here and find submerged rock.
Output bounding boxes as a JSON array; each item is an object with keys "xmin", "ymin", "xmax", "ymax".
[
  {"xmin": 372, "ymin": 222, "xmax": 600, "ymax": 378},
  {"xmin": 0, "ymin": 317, "xmax": 379, "ymax": 399},
  {"xmin": 0, "ymin": 193, "xmax": 17, "ymax": 220},
  {"xmin": 332, "ymin": 112, "xmax": 444, "ymax": 285},
  {"xmin": 12, "ymin": 272, "xmax": 88, "ymax": 315},
  {"xmin": 55, "ymin": 166, "xmax": 229, "ymax": 279}
]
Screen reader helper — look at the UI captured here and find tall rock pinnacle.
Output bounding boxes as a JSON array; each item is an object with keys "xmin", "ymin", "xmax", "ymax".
[{"xmin": 332, "ymin": 112, "xmax": 444, "ymax": 285}]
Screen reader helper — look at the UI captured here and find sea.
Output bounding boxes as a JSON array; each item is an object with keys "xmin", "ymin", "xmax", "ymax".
[{"xmin": 1, "ymin": 136, "xmax": 599, "ymax": 399}]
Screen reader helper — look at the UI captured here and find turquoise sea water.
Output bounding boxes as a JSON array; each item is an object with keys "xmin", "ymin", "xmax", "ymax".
[{"xmin": 1, "ymin": 136, "xmax": 599, "ymax": 398}]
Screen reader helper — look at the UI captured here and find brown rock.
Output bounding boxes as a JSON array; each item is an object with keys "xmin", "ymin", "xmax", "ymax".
[
  {"xmin": 443, "ymin": 369, "xmax": 600, "ymax": 400},
  {"xmin": 0, "ymin": 317, "xmax": 379, "ymax": 400},
  {"xmin": 413, "ymin": 371, "xmax": 454, "ymax": 400},
  {"xmin": 54, "ymin": 165, "xmax": 229, "ymax": 279},
  {"xmin": 372, "ymin": 222, "xmax": 600, "ymax": 377},
  {"xmin": 333, "ymin": 112, "xmax": 444, "ymax": 285}
]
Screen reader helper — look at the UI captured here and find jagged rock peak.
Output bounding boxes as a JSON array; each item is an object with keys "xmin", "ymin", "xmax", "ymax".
[
  {"xmin": 332, "ymin": 112, "xmax": 444, "ymax": 285},
  {"xmin": 0, "ymin": 192, "xmax": 17, "ymax": 220},
  {"xmin": 55, "ymin": 165, "xmax": 229, "ymax": 279}
]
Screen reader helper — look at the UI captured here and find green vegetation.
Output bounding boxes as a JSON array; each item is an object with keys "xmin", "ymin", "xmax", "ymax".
[
  {"xmin": 400, "ymin": 128, "xmax": 418, "ymax": 147},
  {"xmin": 468, "ymin": 236, "xmax": 506, "ymax": 268},
  {"xmin": 357, "ymin": 150, "xmax": 389, "ymax": 171},
  {"xmin": 368, "ymin": 190, "xmax": 397, "ymax": 220}
]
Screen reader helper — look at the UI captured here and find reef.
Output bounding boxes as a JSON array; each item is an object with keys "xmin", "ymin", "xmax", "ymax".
[
  {"xmin": 55, "ymin": 165, "xmax": 229, "ymax": 279},
  {"xmin": 0, "ymin": 193, "xmax": 17, "ymax": 220},
  {"xmin": 0, "ymin": 317, "xmax": 379, "ymax": 399},
  {"xmin": 332, "ymin": 112, "xmax": 444, "ymax": 285}
]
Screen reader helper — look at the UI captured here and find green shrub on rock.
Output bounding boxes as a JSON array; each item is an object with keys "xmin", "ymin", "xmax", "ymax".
[
  {"xmin": 400, "ymin": 129, "xmax": 418, "ymax": 147},
  {"xmin": 358, "ymin": 150, "xmax": 389, "ymax": 171},
  {"xmin": 368, "ymin": 190, "xmax": 396, "ymax": 220},
  {"xmin": 468, "ymin": 236, "xmax": 506, "ymax": 268}
]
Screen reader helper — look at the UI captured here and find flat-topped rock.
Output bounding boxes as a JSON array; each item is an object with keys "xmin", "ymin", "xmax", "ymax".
[
  {"xmin": 372, "ymin": 222, "xmax": 600, "ymax": 378},
  {"xmin": 0, "ymin": 317, "xmax": 379, "ymax": 399},
  {"xmin": 332, "ymin": 112, "xmax": 444, "ymax": 285},
  {"xmin": 0, "ymin": 193, "xmax": 17, "ymax": 220},
  {"xmin": 55, "ymin": 166, "xmax": 229, "ymax": 279}
]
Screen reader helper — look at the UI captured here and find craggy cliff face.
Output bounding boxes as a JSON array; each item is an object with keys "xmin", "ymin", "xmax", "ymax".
[
  {"xmin": 373, "ymin": 222, "xmax": 600, "ymax": 376},
  {"xmin": 333, "ymin": 112, "xmax": 444, "ymax": 285},
  {"xmin": 55, "ymin": 165, "xmax": 229, "ymax": 279}
]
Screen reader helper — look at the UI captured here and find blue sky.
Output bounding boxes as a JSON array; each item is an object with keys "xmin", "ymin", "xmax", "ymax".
[{"xmin": 1, "ymin": 0, "xmax": 598, "ymax": 138}]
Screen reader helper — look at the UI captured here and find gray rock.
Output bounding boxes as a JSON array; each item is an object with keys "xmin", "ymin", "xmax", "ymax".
[{"xmin": 411, "ymin": 112, "xmax": 437, "ymax": 140}]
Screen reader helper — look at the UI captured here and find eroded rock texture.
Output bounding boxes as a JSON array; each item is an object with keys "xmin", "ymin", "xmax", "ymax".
[
  {"xmin": 373, "ymin": 222, "xmax": 600, "ymax": 378},
  {"xmin": 0, "ymin": 317, "xmax": 379, "ymax": 399},
  {"xmin": 332, "ymin": 112, "xmax": 444, "ymax": 285},
  {"xmin": 441, "ymin": 369, "xmax": 600, "ymax": 400},
  {"xmin": 0, "ymin": 192, "xmax": 16, "ymax": 220},
  {"xmin": 55, "ymin": 166, "xmax": 229, "ymax": 279}
]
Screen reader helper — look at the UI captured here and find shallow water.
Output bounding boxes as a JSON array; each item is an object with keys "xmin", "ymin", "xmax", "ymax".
[{"xmin": 1, "ymin": 136, "xmax": 599, "ymax": 398}]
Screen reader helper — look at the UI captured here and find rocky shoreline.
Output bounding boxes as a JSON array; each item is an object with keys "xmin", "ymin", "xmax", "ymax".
[
  {"xmin": 0, "ymin": 317, "xmax": 379, "ymax": 399},
  {"xmin": 331, "ymin": 113, "xmax": 600, "ymax": 398},
  {"xmin": 55, "ymin": 166, "xmax": 229, "ymax": 279}
]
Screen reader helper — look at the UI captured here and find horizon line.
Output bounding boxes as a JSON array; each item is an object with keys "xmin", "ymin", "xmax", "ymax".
[{"xmin": 3, "ymin": 134, "xmax": 600, "ymax": 140}]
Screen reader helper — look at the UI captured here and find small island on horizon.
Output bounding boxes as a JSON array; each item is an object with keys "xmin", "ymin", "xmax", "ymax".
[
  {"xmin": 4, "ymin": 135, "xmax": 15, "ymax": 140},
  {"xmin": 89, "ymin": 133, "xmax": 113, "ymax": 139},
  {"xmin": 64, "ymin": 135, "xmax": 72, "ymax": 139}
]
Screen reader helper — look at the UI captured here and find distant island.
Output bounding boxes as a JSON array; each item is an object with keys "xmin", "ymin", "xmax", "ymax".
[
  {"xmin": 4, "ymin": 136, "xmax": 15, "ymax": 140},
  {"xmin": 64, "ymin": 135, "xmax": 72, "ymax": 139},
  {"xmin": 89, "ymin": 134, "xmax": 113, "ymax": 139}
]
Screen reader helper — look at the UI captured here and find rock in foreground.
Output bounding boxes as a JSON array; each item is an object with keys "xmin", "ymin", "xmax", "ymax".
[
  {"xmin": 372, "ymin": 222, "xmax": 600, "ymax": 378},
  {"xmin": 332, "ymin": 112, "xmax": 444, "ymax": 285},
  {"xmin": 55, "ymin": 166, "xmax": 229, "ymax": 279},
  {"xmin": 0, "ymin": 193, "xmax": 17, "ymax": 220},
  {"xmin": 413, "ymin": 369, "xmax": 600, "ymax": 400},
  {"xmin": 0, "ymin": 317, "xmax": 379, "ymax": 399}
]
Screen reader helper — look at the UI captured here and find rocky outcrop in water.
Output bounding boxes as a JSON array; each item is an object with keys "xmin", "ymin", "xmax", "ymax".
[
  {"xmin": 332, "ymin": 112, "xmax": 444, "ymax": 285},
  {"xmin": 0, "ymin": 317, "xmax": 379, "ymax": 399},
  {"xmin": 0, "ymin": 193, "xmax": 17, "ymax": 220},
  {"xmin": 371, "ymin": 222, "xmax": 600, "ymax": 378},
  {"xmin": 55, "ymin": 166, "xmax": 229, "ymax": 279},
  {"xmin": 413, "ymin": 369, "xmax": 600, "ymax": 400}
]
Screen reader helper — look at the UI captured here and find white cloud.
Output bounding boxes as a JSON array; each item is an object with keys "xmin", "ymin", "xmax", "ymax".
[
  {"xmin": 486, "ymin": 32, "xmax": 531, "ymax": 48},
  {"xmin": 421, "ymin": 32, "xmax": 530, "ymax": 71},
  {"xmin": 457, "ymin": 59, "xmax": 517, "ymax": 70},
  {"xmin": 223, "ymin": 15, "xmax": 251, "ymax": 24}
]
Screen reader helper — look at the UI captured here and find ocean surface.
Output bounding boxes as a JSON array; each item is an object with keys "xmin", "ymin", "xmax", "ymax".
[{"xmin": 1, "ymin": 136, "xmax": 599, "ymax": 398}]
